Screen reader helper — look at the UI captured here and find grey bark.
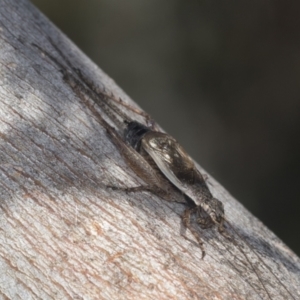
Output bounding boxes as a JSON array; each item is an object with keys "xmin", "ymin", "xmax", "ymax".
[{"xmin": 0, "ymin": 0, "xmax": 299, "ymax": 299}]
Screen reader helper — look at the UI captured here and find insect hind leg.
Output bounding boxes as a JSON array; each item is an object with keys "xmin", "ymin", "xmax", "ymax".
[
  {"xmin": 73, "ymin": 67, "xmax": 156, "ymax": 129},
  {"xmin": 182, "ymin": 207, "xmax": 206, "ymax": 259}
]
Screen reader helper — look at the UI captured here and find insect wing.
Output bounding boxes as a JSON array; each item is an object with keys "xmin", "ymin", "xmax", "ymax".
[{"xmin": 141, "ymin": 131, "xmax": 207, "ymax": 206}]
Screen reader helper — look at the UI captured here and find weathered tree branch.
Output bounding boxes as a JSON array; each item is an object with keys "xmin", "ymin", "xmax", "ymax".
[{"xmin": 0, "ymin": 0, "xmax": 299, "ymax": 299}]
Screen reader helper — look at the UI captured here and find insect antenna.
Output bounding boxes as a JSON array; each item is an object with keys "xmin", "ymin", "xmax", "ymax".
[
  {"xmin": 33, "ymin": 41, "xmax": 127, "ymax": 130},
  {"xmin": 221, "ymin": 219, "xmax": 294, "ymax": 300}
]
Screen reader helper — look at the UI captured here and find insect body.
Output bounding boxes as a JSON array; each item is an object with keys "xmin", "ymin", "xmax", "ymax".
[{"xmin": 123, "ymin": 120, "xmax": 227, "ymax": 257}]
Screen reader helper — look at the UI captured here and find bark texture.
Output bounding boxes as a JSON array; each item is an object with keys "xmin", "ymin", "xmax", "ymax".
[{"xmin": 0, "ymin": 0, "xmax": 299, "ymax": 299}]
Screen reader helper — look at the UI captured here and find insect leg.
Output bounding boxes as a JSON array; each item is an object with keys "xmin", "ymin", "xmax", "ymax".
[
  {"xmin": 75, "ymin": 68, "xmax": 157, "ymax": 130},
  {"xmin": 182, "ymin": 206, "xmax": 206, "ymax": 259},
  {"xmin": 195, "ymin": 206, "xmax": 215, "ymax": 229}
]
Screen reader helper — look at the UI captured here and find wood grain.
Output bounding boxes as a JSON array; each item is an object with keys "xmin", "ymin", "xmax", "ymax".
[{"xmin": 0, "ymin": 1, "xmax": 299, "ymax": 299}]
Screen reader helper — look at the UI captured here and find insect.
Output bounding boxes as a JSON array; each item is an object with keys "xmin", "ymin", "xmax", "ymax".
[
  {"xmin": 32, "ymin": 40, "xmax": 295, "ymax": 299},
  {"xmin": 122, "ymin": 120, "xmax": 228, "ymax": 258}
]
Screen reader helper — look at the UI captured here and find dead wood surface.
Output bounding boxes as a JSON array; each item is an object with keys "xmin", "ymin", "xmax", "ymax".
[{"xmin": 0, "ymin": 0, "xmax": 299, "ymax": 299}]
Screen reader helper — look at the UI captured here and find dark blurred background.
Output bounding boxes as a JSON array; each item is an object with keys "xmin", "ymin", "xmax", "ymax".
[{"xmin": 31, "ymin": 0, "xmax": 300, "ymax": 255}]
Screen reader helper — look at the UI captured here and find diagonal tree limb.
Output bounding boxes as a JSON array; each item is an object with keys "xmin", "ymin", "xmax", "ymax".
[{"xmin": 0, "ymin": 0, "xmax": 299, "ymax": 299}]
